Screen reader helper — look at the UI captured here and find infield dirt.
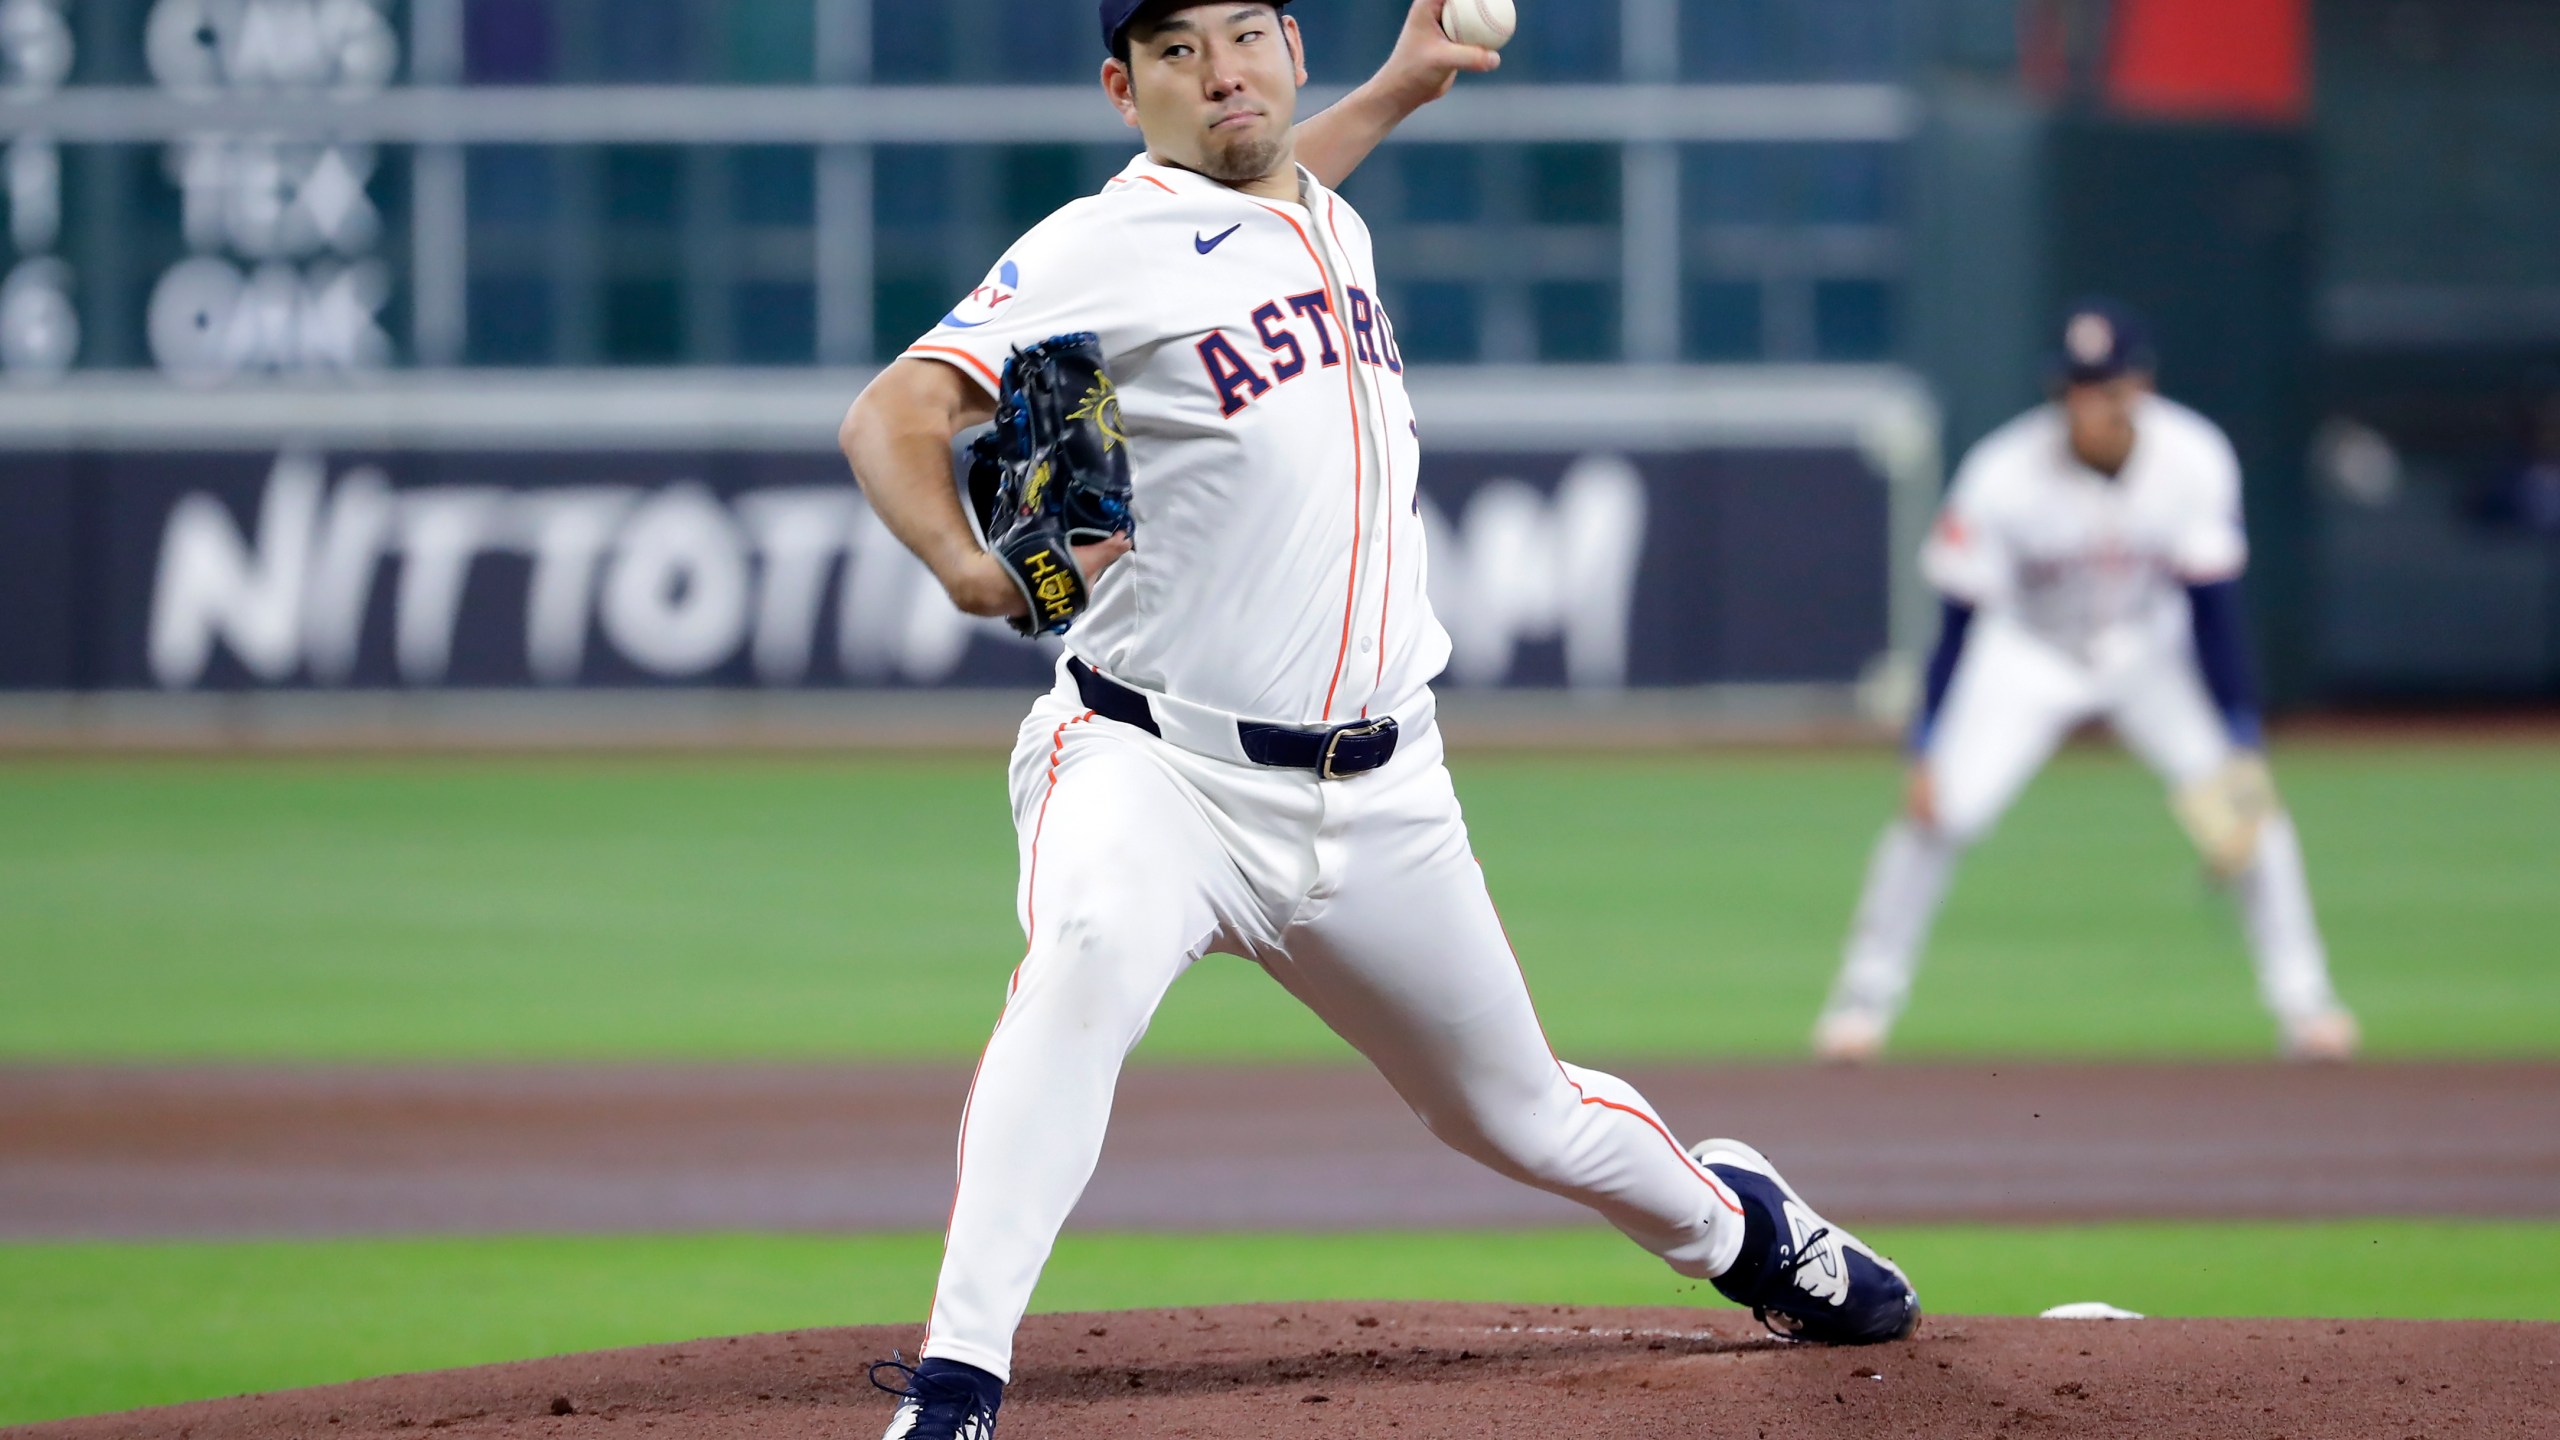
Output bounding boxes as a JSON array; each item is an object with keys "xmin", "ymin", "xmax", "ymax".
[{"xmin": 12, "ymin": 1302, "xmax": 2554, "ymax": 1439}]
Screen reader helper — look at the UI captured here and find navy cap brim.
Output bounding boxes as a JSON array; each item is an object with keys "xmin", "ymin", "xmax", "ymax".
[{"xmin": 2060, "ymin": 356, "xmax": 2137, "ymax": 385}]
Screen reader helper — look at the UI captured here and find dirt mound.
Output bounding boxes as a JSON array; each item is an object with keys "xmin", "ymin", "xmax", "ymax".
[{"xmin": 14, "ymin": 1303, "xmax": 2552, "ymax": 1439}]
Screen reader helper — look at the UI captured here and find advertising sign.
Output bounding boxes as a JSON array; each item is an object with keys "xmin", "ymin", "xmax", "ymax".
[
  {"xmin": 0, "ymin": 441, "xmax": 1892, "ymax": 693},
  {"xmin": 0, "ymin": 363, "xmax": 1925, "ymax": 696}
]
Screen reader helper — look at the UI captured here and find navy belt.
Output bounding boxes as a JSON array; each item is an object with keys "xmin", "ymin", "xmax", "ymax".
[{"xmin": 1068, "ymin": 657, "xmax": 1400, "ymax": 780}]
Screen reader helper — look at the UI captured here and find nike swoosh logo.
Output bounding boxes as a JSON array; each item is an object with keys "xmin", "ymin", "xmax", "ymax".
[{"xmin": 1195, "ymin": 224, "xmax": 1243, "ymax": 255}]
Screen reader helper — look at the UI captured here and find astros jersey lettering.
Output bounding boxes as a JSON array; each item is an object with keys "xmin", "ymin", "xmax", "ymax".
[{"xmin": 907, "ymin": 154, "xmax": 1449, "ymax": 724}]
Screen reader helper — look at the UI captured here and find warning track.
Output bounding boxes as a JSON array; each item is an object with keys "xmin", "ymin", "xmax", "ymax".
[{"xmin": 4, "ymin": 1062, "xmax": 2556, "ymax": 1238}]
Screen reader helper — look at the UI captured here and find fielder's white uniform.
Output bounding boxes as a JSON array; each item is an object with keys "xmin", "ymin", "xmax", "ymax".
[
  {"xmin": 1821, "ymin": 395, "xmax": 2349, "ymax": 1044},
  {"xmin": 901, "ymin": 154, "xmax": 1748, "ymax": 1381}
]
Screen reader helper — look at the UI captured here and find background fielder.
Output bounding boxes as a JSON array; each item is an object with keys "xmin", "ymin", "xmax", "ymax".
[
  {"xmin": 1814, "ymin": 301, "xmax": 2359, "ymax": 1066},
  {"xmin": 844, "ymin": 3, "xmax": 1916, "ymax": 1436}
]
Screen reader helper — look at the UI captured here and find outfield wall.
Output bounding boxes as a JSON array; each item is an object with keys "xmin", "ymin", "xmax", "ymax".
[{"xmin": 0, "ymin": 368, "xmax": 1937, "ymax": 725}]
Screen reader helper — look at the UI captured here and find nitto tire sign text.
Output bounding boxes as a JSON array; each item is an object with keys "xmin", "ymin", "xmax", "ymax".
[
  {"xmin": 0, "ymin": 445, "xmax": 1888, "ymax": 692},
  {"xmin": 144, "ymin": 451, "xmax": 1035, "ymax": 690}
]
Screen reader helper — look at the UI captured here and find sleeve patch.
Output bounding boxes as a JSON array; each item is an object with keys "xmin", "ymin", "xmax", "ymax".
[{"xmin": 942, "ymin": 261, "xmax": 1021, "ymax": 330}]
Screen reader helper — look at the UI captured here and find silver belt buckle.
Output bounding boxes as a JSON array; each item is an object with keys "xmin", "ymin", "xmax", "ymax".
[{"xmin": 1319, "ymin": 719, "xmax": 1393, "ymax": 781}]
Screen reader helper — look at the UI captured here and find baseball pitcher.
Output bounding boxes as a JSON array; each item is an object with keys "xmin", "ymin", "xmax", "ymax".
[
  {"xmin": 841, "ymin": 4, "xmax": 1918, "ymax": 1436},
  {"xmin": 1813, "ymin": 301, "xmax": 2359, "ymax": 1065}
]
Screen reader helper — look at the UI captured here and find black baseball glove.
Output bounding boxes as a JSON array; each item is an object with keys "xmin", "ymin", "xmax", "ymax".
[{"xmin": 961, "ymin": 333, "xmax": 1134, "ymax": 637}]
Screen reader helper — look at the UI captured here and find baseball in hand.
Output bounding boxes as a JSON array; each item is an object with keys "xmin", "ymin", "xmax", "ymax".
[{"xmin": 1440, "ymin": 0, "xmax": 1517, "ymax": 50}]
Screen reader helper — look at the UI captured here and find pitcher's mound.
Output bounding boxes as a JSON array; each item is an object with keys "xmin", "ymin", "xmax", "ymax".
[{"xmin": 18, "ymin": 1302, "xmax": 2555, "ymax": 1439}]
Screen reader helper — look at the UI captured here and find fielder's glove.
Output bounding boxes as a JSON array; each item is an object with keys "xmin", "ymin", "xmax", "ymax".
[
  {"xmin": 961, "ymin": 333, "xmax": 1133, "ymax": 637},
  {"xmin": 2172, "ymin": 752, "xmax": 2277, "ymax": 884}
]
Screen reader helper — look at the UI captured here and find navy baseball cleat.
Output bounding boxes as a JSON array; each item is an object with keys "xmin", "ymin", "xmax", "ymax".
[
  {"xmin": 871, "ymin": 1355, "xmax": 1002, "ymax": 1440},
  {"xmin": 1692, "ymin": 1138, "xmax": 1920, "ymax": 1344}
]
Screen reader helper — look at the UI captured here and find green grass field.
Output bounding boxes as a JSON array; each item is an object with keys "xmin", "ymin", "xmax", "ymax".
[
  {"xmin": 6, "ymin": 1222, "xmax": 2558, "ymax": 1426},
  {"xmin": 4, "ymin": 744, "xmax": 2555, "ymax": 1424},
  {"xmin": 2, "ymin": 745, "xmax": 2555, "ymax": 1061}
]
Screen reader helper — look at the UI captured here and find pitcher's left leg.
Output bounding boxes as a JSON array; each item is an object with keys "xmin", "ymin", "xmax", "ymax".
[
  {"xmin": 1259, "ymin": 752, "xmax": 1736, "ymax": 1274},
  {"xmin": 1257, "ymin": 739, "xmax": 1915, "ymax": 1340}
]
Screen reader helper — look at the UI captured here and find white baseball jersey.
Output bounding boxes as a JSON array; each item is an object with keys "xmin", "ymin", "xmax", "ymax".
[
  {"xmin": 905, "ymin": 153, "xmax": 1447, "ymax": 726},
  {"xmin": 1922, "ymin": 394, "xmax": 2247, "ymax": 667}
]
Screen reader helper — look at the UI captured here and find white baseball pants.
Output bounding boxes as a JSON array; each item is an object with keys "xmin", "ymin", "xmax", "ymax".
[
  {"xmin": 917, "ymin": 685, "xmax": 1748, "ymax": 1380},
  {"xmin": 1828, "ymin": 616, "xmax": 2345, "ymax": 1028}
]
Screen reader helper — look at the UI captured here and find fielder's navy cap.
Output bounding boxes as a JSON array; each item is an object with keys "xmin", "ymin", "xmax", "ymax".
[
  {"xmin": 2054, "ymin": 299, "xmax": 2157, "ymax": 385},
  {"xmin": 1102, "ymin": 0, "xmax": 1292, "ymax": 55}
]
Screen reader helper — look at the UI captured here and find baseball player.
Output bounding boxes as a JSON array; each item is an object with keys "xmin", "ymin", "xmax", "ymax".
[
  {"xmin": 1813, "ymin": 301, "xmax": 2360, "ymax": 1065},
  {"xmin": 840, "ymin": 3, "xmax": 1918, "ymax": 1436}
]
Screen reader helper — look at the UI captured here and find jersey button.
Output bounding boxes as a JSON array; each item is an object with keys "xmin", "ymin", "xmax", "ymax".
[{"xmin": 1359, "ymin": 637, "xmax": 1374, "ymax": 654}]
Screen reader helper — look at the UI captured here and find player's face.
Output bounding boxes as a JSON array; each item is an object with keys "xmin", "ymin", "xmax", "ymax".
[
  {"xmin": 1106, "ymin": 5, "xmax": 1308, "ymax": 191},
  {"xmin": 2062, "ymin": 373, "xmax": 2150, "ymax": 477}
]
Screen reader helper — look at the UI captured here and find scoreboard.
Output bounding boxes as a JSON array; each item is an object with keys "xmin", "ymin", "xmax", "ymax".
[
  {"xmin": 0, "ymin": 0, "xmax": 1919, "ymax": 381},
  {"xmin": 1, "ymin": 0, "xmax": 410, "ymax": 382}
]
